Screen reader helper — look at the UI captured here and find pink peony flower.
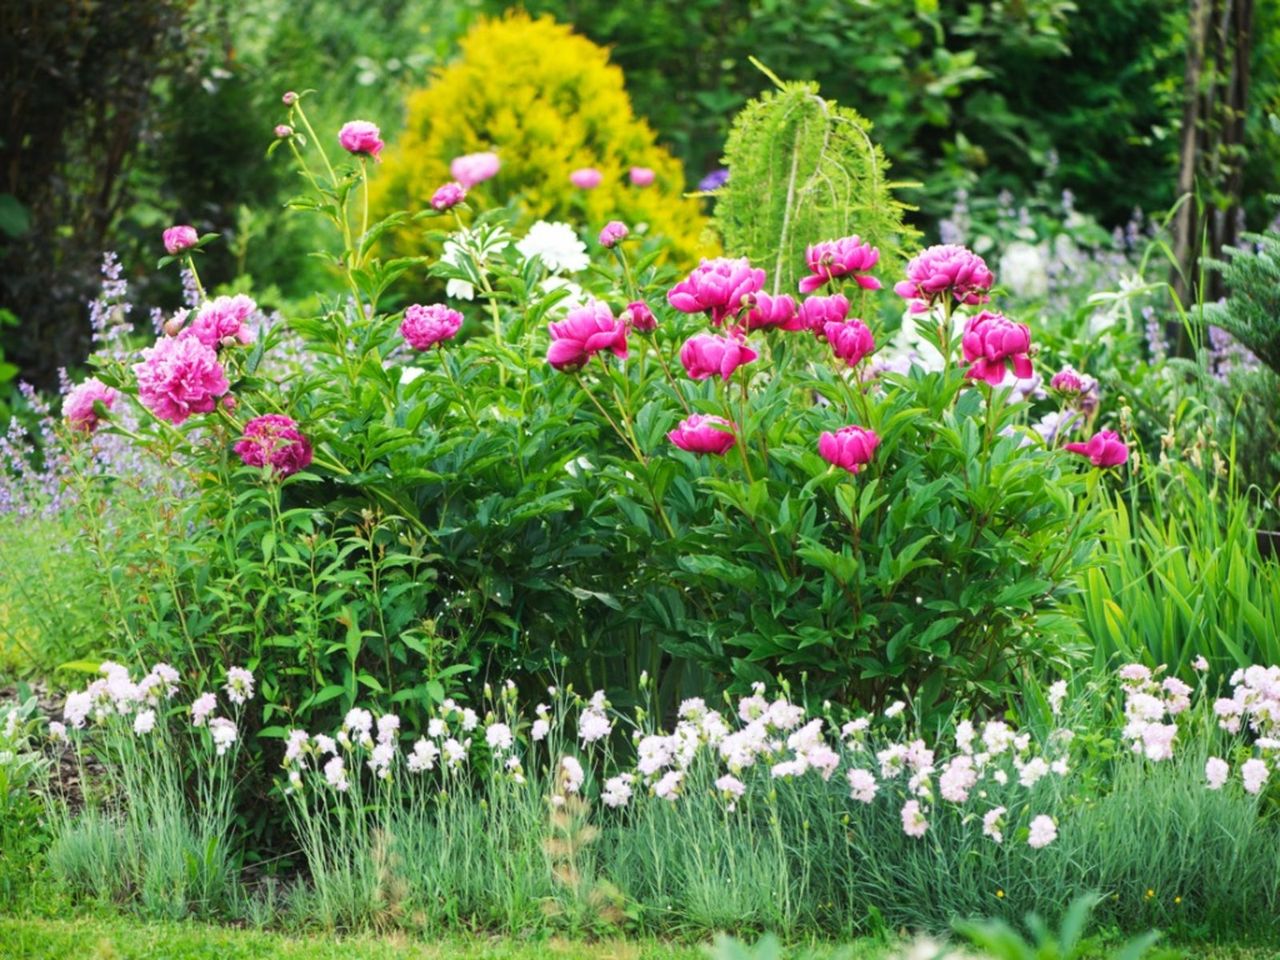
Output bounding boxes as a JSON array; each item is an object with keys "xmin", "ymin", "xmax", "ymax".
[
  {"xmin": 233, "ymin": 414, "xmax": 313, "ymax": 478},
  {"xmin": 189, "ymin": 294, "xmax": 256, "ymax": 349},
  {"xmin": 798, "ymin": 293, "xmax": 850, "ymax": 338},
  {"xmin": 824, "ymin": 318, "xmax": 875, "ymax": 367},
  {"xmin": 744, "ymin": 292, "xmax": 801, "ymax": 332},
  {"xmin": 163, "ymin": 225, "xmax": 198, "ymax": 255},
  {"xmin": 622, "ymin": 300, "xmax": 657, "ymax": 333},
  {"xmin": 799, "ymin": 235, "xmax": 882, "ymax": 294},
  {"xmin": 679, "ymin": 332, "xmax": 758, "ymax": 381},
  {"xmin": 546, "ymin": 299, "xmax": 628, "ymax": 371},
  {"xmin": 570, "ymin": 167, "xmax": 603, "ymax": 189},
  {"xmin": 1050, "ymin": 366, "xmax": 1085, "ymax": 393},
  {"xmin": 338, "ymin": 120, "xmax": 384, "ymax": 161},
  {"xmin": 63, "ymin": 377, "xmax": 117, "ymax": 433},
  {"xmin": 668, "ymin": 414, "xmax": 736, "ymax": 456},
  {"xmin": 401, "ymin": 303, "xmax": 463, "ymax": 350},
  {"xmin": 431, "ymin": 182, "xmax": 467, "ymax": 211},
  {"xmin": 450, "ymin": 151, "xmax": 500, "ymax": 187},
  {"xmin": 894, "ymin": 244, "xmax": 994, "ymax": 314},
  {"xmin": 818, "ymin": 425, "xmax": 880, "ymax": 474},
  {"xmin": 599, "ymin": 220, "xmax": 629, "ymax": 247},
  {"xmin": 134, "ymin": 334, "xmax": 229, "ymax": 425},
  {"xmin": 1064, "ymin": 430, "xmax": 1129, "ymax": 468},
  {"xmin": 667, "ymin": 257, "xmax": 766, "ymax": 326},
  {"xmin": 629, "ymin": 166, "xmax": 655, "ymax": 187},
  {"xmin": 961, "ymin": 310, "xmax": 1033, "ymax": 386}
]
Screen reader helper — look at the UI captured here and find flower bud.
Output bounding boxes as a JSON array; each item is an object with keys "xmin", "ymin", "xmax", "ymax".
[
  {"xmin": 282, "ymin": 91, "xmax": 298, "ymax": 105},
  {"xmin": 274, "ymin": 124, "xmax": 293, "ymax": 139}
]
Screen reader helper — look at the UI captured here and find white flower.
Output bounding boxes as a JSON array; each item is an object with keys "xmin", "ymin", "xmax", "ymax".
[
  {"xmin": 1018, "ymin": 757, "xmax": 1050, "ymax": 788},
  {"xmin": 578, "ymin": 709, "xmax": 612, "ymax": 745},
  {"xmin": 560, "ymin": 755, "xmax": 585, "ymax": 794},
  {"xmin": 982, "ymin": 805, "xmax": 1006, "ymax": 843},
  {"xmin": 442, "ymin": 737, "xmax": 469, "ymax": 768},
  {"xmin": 939, "ymin": 756, "xmax": 977, "ymax": 803},
  {"xmin": 368, "ymin": 742, "xmax": 395, "ymax": 779},
  {"xmin": 531, "ymin": 718, "xmax": 550, "ymax": 742},
  {"xmin": 653, "ymin": 769, "xmax": 683, "ymax": 801},
  {"xmin": 64, "ymin": 691, "xmax": 92, "ymax": 729},
  {"xmin": 539, "ymin": 276, "xmax": 588, "ymax": 317},
  {"xmin": 376, "ymin": 714, "xmax": 401, "ymax": 745},
  {"xmin": 1027, "ymin": 814, "xmax": 1057, "ymax": 849},
  {"xmin": 1048, "ymin": 680, "xmax": 1068, "ymax": 716},
  {"xmin": 224, "ymin": 667, "xmax": 255, "ymax": 705},
  {"xmin": 602, "ymin": 774, "xmax": 634, "ymax": 808},
  {"xmin": 314, "ymin": 734, "xmax": 337, "ymax": 756},
  {"xmin": 1242, "ymin": 758, "xmax": 1269, "ymax": 795},
  {"xmin": 324, "ymin": 755, "xmax": 349, "ymax": 792},
  {"xmin": 485, "ymin": 722, "xmax": 514, "ymax": 753},
  {"xmin": 133, "ymin": 709, "xmax": 156, "ymax": 736},
  {"xmin": 460, "ymin": 708, "xmax": 479, "ymax": 732},
  {"xmin": 407, "ymin": 738, "xmax": 439, "ymax": 773},
  {"xmin": 884, "ymin": 700, "xmax": 906, "ymax": 719},
  {"xmin": 190, "ymin": 692, "xmax": 217, "ymax": 726},
  {"xmin": 1193, "ymin": 656, "xmax": 1210, "ymax": 672},
  {"xmin": 998, "ymin": 241, "xmax": 1049, "ymax": 299},
  {"xmin": 1205, "ymin": 756, "xmax": 1229, "ymax": 790},
  {"xmin": 516, "ymin": 221, "xmax": 588, "ymax": 273},
  {"xmin": 344, "ymin": 708, "xmax": 374, "ymax": 743},
  {"xmin": 208, "ymin": 717, "xmax": 238, "ymax": 756},
  {"xmin": 715, "ymin": 774, "xmax": 746, "ymax": 798},
  {"xmin": 901, "ymin": 799, "xmax": 928, "ymax": 838},
  {"xmin": 284, "ymin": 730, "xmax": 309, "ymax": 765},
  {"xmin": 842, "ymin": 717, "xmax": 871, "ymax": 740},
  {"xmin": 48, "ymin": 721, "xmax": 67, "ymax": 742},
  {"xmin": 428, "ymin": 718, "xmax": 447, "ymax": 738},
  {"xmin": 847, "ymin": 768, "xmax": 878, "ymax": 804}
]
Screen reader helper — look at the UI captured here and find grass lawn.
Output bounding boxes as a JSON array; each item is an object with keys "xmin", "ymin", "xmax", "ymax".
[{"xmin": 2, "ymin": 917, "xmax": 1280, "ymax": 960}]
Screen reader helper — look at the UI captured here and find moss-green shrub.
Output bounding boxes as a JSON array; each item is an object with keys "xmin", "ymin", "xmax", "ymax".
[{"xmin": 373, "ymin": 12, "xmax": 710, "ymax": 265}]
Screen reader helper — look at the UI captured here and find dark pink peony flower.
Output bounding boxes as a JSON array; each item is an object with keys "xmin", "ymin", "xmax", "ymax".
[
  {"xmin": 744, "ymin": 292, "xmax": 800, "ymax": 332},
  {"xmin": 163, "ymin": 225, "xmax": 198, "ymax": 255},
  {"xmin": 825, "ymin": 318, "xmax": 876, "ymax": 367},
  {"xmin": 234, "ymin": 414, "xmax": 313, "ymax": 478},
  {"xmin": 450, "ymin": 152, "xmax": 500, "ymax": 187},
  {"xmin": 894, "ymin": 244, "xmax": 994, "ymax": 314},
  {"xmin": 622, "ymin": 301, "xmax": 657, "ymax": 333},
  {"xmin": 961, "ymin": 310, "xmax": 1032, "ymax": 386},
  {"xmin": 668, "ymin": 413, "xmax": 736, "ymax": 455},
  {"xmin": 667, "ymin": 257, "xmax": 766, "ymax": 326},
  {"xmin": 431, "ymin": 182, "xmax": 467, "ymax": 211},
  {"xmin": 62, "ymin": 377, "xmax": 117, "ymax": 433},
  {"xmin": 1064, "ymin": 430, "xmax": 1128, "ymax": 467},
  {"xmin": 133, "ymin": 333, "xmax": 229, "ymax": 425},
  {"xmin": 401, "ymin": 303, "xmax": 463, "ymax": 350},
  {"xmin": 570, "ymin": 167, "xmax": 603, "ymax": 189},
  {"xmin": 629, "ymin": 166, "xmax": 655, "ymax": 187},
  {"xmin": 547, "ymin": 299, "xmax": 628, "ymax": 371},
  {"xmin": 338, "ymin": 121, "xmax": 384, "ymax": 161},
  {"xmin": 797, "ymin": 293, "xmax": 850, "ymax": 339},
  {"xmin": 599, "ymin": 221, "xmax": 629, "ymax": 247},
  {"xmin": 799, "ymin": 236, "xmax": 882, "ymax": 294},
  {"xmin": 189, "ymin": 294, "xmax": 256, "ymax": 349},
  {"xmin": 818, "ymin": 425, "xmax": 880, "ymax": 474},
  {"xmin": 679, "ymin": 333, "xmax": 758, "ymax": 381}
]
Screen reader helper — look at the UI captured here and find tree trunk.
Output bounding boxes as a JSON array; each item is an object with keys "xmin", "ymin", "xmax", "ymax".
[{"xmin": 1172, "ymin": 0, "xmax": 1211, "ymax": 305}]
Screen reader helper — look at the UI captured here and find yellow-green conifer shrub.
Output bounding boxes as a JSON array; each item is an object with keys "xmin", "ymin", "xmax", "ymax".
[{"xmin": 372, "ymin": 12, "xmax": 710, "ymax": 265}]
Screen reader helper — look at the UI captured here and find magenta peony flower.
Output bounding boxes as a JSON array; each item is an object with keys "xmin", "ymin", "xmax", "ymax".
[
  {"xmin": 338, "ymin": 121, "xmax": 384, "ymax": 161},
  {"xmin": 163, "ymin": 225, "xmax": 198, "ymax": 255},
  {"xmin": 599, "ymin": 220, "xmax": 629, "ymax": 247},
  {"xmin": 431, "ymin": 182, "xmax": 467, "ymax": 211},
  {"xmin": 744, "ymin": 292, "xmax": 801, "ymax": 332},
  {"xmin": 668, "ymin": 414, "xmax": 736, "ymax": 455},
  {"xmin": 961, "ymin": 310, "xmax": 1033, "ymax": 386},
  {"xmin": 629, "ymin": 166, "xmax": 655, "ymax": 187},
  {"xmin": 679, "ymin": 333, "xmax": 758, "ymax": 381},
  {"xmin": 818, "ymin": 425, "xmax": 880, "ymax": 474},
  {"xmin": 570, "ymin": 167, "xmax": 603, "ymax": 189},
  {"xmin": 894, "ymin": 244, "xmax": 994, "ymax": 314},
  {"xmin": 547, "ymin": 299, "xmax": 628, "ymax": 371},
  {"xmin": 622, "ymin": 300, "xmax": 657, "ymax": 333},
  {"xmin": 1050, "ymin": 366, "xmax": 1085, "ymax": 393},
  {"xmin": 133, "ymin": 334, "xmax": 229, "ymax": 425},
  {"xmin": 450, "ymin": 151, "xmax": 500, "ymax": 187},
  {"xmin": 189, "ymin": 294, "xmax": 257, "ymax": 349},
  {"xmin": 799, "ymin": 236, "xmax": 882, "ymax": 294},
  {"xmin": 62, "ymin": 377, "xmax": 117, "ymax": 433},
  {"xmin": 1064, "ymin": 430, "xmax": 1128, "ymax": 467},
  {"xmin": 797, "ymin": 293, "xmax": 850, "ymax": 338},
  {"xmin": 825, "ymin": 318, "xmax": 876, "ymax": 367},
  {"xmin": 667, "ymin": 257, "xmax": 766, "ymax": 326},
  {"xmin": 274, "ymin": 124, "xmax": 293, "ymax": 139},
  {"xmin": 234, "ymin": 414, "xmax": 313, "ymax": 478},
  {"xmin": 401, "ymin": 303, "xmax": 463, "ymax": 350}
]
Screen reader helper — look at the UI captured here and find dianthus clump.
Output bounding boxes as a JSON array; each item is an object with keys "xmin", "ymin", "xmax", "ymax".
[
  {"xmin": 133, "ymin": 334, "xmax": 229, "ymax": 425},
  {"xmin": 233, "ymin": 414, "xmax": 313, "ymax": 478}
]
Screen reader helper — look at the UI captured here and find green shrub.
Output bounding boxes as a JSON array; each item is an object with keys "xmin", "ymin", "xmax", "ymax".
[{"xmin": 372, "ymin": 12, "xmax": 710, "ymax": 267}]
